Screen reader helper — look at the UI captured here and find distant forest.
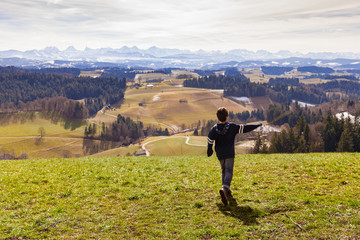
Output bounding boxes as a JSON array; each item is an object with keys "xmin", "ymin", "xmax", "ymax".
[
  {"xmin": 184, "ymin": 75, "xmax": 330, "ymax": 104},
  {"xmin": 297, "ymin": 66, "xmax": 335, "ymax": 74},
  {"xmin": 0, "ymin": 66, "xmax": 126, "ymax": 117},
  {"xmin": 183, "ymin": 74, "xmax": 249, "ymax": 89},
  {"xmin": 261, "ymin": 66, "xmax": 294, "ymax": 75}
]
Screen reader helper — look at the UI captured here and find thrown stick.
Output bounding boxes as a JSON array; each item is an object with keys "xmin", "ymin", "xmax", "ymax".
[{"xmin": 285, "ymin": 212, "xmax": 306, "ymax": 231}]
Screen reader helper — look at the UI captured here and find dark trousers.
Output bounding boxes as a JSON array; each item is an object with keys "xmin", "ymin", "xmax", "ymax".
[{"xmin": 219, "ymin": 158, "xmax": 234, "ymax": 190}]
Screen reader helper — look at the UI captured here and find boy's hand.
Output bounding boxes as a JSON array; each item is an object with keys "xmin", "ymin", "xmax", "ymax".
[{"xmin": 207, "ymin": 147, "xmax": 213, "ymax": 157}]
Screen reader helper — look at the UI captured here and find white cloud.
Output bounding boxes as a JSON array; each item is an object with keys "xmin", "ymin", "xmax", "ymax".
[{"xmin": 0, "ymin": 0, "xmax": 359, "ymax": 52}]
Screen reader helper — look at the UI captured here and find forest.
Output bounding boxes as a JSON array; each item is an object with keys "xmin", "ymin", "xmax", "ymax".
[
  {"xmin": 183, "ymin": 74, "xmax": 249, "ymax": 89},
  {"xmin": 261, "ymin": 66, "xmax": 294, "ymax": 75},
  {"xmin": 0, "ymin": 66, "xmax": 127, "ymax": 117},
  {"xmin": 184, "ymin": 75, "xmax": 329, "ymax": 104},
  {"xmin": 268, "ymin": 77, "xmax": 300, "ymax": 86},
  {"xmin": 297, "ymin": 66, "xmax": 335, "ymax": 74}
]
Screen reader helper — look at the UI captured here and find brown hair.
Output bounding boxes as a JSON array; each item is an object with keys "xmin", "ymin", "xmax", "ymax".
[{"xmin": 216, "ymin": 107, "xmax": 228, "ymax": 122}]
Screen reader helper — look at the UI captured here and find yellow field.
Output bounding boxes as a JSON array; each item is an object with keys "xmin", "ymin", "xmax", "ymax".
[
  {"xmin": 134, "ymin": 73, "xmax": 169, "ymax": 83},
  {"xmin": 171, "ymin": 70, "xmax": 199, "ymax": 79},
  {"xmin": 100, "ymin": 86, "xmax": 253, "ymax": 132},
  {"xmin": 0, "ymin": 113, "xmax": 85, "ymax": 137},
  {"xmin": 0, "ymin": 112, "xmax": 88, "ymax": 158},
  {"xmin": 299, "ymin": 78, "xmax": 331, "ymax": 84},
  {"xmin": 79, "ymin": 70, "xmax": 103, "ymax": 78}
]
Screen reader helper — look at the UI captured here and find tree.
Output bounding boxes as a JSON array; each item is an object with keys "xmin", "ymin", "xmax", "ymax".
[
  {"xmin": 337, "ymin": 119, "xmax": 354, "ymax": 152},
  {"xmin": 323, "ymin": 115, "xmax": 337, "ymax": 152},
  {"xmin": 252, "ymin": 133, "xmax": 268, "ymax": 154},
  {"xmin": 38, "ymin": 127, "xmax": 45, "ymax": 137},
  {"xmin": 252, "ymin": 133, "xmax": 262, "ymax": 154}
]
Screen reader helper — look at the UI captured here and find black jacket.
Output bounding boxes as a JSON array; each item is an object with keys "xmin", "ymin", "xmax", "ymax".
[{"xmin": 207, "ymin": 122, "xmax": 262, "ymax": 159}]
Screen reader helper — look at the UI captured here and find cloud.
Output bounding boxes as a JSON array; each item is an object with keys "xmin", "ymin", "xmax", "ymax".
[{"xmin": 0, "ymin": 0, "xmax": 359, "ymax": 52}]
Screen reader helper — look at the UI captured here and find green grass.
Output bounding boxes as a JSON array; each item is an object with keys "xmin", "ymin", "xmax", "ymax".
[{"xmin": 0, "ymin": 153, "xmax": 359, "ymax": 239}]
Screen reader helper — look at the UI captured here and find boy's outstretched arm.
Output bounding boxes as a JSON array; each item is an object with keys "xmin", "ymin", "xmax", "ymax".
[{"xmin": 239, "ymin": 123, "xmax": 262, "ymax": 133}]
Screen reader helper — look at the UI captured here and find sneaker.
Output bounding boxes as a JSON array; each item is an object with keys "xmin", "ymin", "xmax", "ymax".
[
  {"xmin": 224, "ymin": 188, "xmax": 233, "ymax": 199},
  {"xmin": 219, "ymin": 189, "xmax": 228, "ymax": 206},
  {"xmin": 224, "ymin": 188, "xmax": 237, "ymax": 206}
]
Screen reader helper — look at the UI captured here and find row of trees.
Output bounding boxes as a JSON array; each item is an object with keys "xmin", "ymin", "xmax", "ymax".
[
  {"xmin": 266, "ymin": 116, "xmax": 311, "ymax": 153},
  {"xmin": 0, "ymin": 67, "xmax": 127, "ymax": 118},
  {"xmin": 261, "ymin": 66, "xmax": 294, "ymax": 75},
  {"xmin": 229, "ymin": 109, "xmax": 265, "ymax": 122},
  {"xmin": 268, "ymin": 77, "xmax": 300, "ymax": 86},
  {"xmin": 85, "ymin": 114, "xmax": 171, "ymax": 144},
  {"xmin": 0, "ymin": 69, "xmax": 126, "ymax": 105},
  {"xmin": 183, "ymin": 74, "xmax": 329, "ymax": 104},
  {"xmin": 224, "ymin": 81, "xmax": 267, "ymax": 98},
  {"xmin": 304, "ymin": 74, "xmax": 358, "ymax": 81},
  {"xmin": 297, "ymin": 66, "xmax": 334, "ymax": 74},
  {"xmin": 322, "ymin": 114, "xmax": 360, "ymax": 152},
  {"xmin": 0, "ymin": 97, "xmax": 89, "ymax": 119},
  {"xmin": 266, "ymin": 102, "xmax": 324, "ymax": 127},
  {"xmin": 268, "ymin": 85, "xmax": 328, "ymax": 104},
  {"xmin": 316, "ymin": 80, "xmax": 360, "ymax": 97},
  {"xmin": 183, "ymin": 75, "xmax": 249, "ymax": 89},
  {"xmin": 254, "ymin": 112, "xmax": 360, "ymax": 154}
]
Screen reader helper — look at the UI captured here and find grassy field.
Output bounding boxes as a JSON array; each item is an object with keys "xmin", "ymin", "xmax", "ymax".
[
  {"xmin": 0, "ymin": 112, "xmax": 85, "ymax": 138},
  {"xmin": 0, "ymin": 112, "xmax": 87, "ymax": 158},
  {"xmin": 0, "ymin": 153, "xmax": 359, "ymax": 239},
  {"xmin": 101, "ymin": 86, "xmax": 252, "ymax": 132},
  {"xmin": 79, "ymin": 70, "xmax": 103, "ymax": 78},
  {"xmin": 134, "ymin": 73, "xmax": 169, "ymax": 83}
]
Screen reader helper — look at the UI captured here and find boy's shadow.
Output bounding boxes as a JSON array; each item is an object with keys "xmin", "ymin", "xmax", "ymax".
[{"xmin": 216, "ymin": 198, "xmax": 261, "ymax": 225}]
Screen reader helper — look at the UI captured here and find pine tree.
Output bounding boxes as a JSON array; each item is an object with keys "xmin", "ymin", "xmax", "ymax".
[
  {"xmin": 287, "ymin": 128, "xmax": 296, "ymax": 153},
  {"xmin": 296, "ymin": 115, "xmax": 306, "ymax": 134},
  {"xmin": 304, "ymin": 123, "xmax": 310, "ymax": 151},
  {"xmin": 337, "ymin": 118, "xmax": 354, "ymax": 152},
  {"xmin": 296, "ymin": 138, "xmax": 307, "ymax": 153},
  {"xmin": 323, "ymin": 115, "xmax": 337, "ymax": 152},
  {"xmin": 337, "ymin": 128, "xmax": 354, "ymax": 152},
  {"xmin": 252, "ymin": 133, "xmax": 262, "ymax": 154}
]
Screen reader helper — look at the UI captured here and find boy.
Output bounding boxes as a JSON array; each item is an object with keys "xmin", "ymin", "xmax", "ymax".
[{"xmin": 207, "ymin": 107, "xmax": 262, "ymax": 206}]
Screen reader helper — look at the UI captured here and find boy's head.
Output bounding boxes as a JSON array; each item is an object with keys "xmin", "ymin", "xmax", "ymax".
[{"xmin": 216, "ymin": 107, "xmax": 229, "ymax": 122}]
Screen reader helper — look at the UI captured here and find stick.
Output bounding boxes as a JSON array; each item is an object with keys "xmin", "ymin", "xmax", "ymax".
[{"xmin": 285, "ymin": 212, "xmax": 306, "ymax": 231}]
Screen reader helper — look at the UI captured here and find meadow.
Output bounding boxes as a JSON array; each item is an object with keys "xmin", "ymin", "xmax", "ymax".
[
  {"xmin": 0, "ymin": 153, "xmax": 359, "ymax": 239},
  {"xmin": 103, "ymin": 85, "xmax": 252, "ymax": 132},
  {"xmin": 0, "ymin": 112, "xmax": 86, "ymax": 158}
]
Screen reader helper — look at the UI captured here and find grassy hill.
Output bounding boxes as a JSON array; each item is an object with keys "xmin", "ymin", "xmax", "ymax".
[
  {"xmin": 1, "ymin": 153, "xmax": 359, "ymax": 239},
  {"xmin": 96, "ymin": 85, "xmax": 252, "ymax": 132},
  {"xmin": 0, "ymin": 112, "xmax": 86, "ymax": 158}
]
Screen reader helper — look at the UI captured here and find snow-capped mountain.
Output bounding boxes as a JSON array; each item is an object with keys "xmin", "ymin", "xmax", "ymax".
[{"xmin": 0, "ymin": 46, "xmax": 360, "ymax": 69}]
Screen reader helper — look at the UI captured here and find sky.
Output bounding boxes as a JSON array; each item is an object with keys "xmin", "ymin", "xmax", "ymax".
[{"xmin": 0, "ymin": 0, "xmax": 360, "ymax": 53}]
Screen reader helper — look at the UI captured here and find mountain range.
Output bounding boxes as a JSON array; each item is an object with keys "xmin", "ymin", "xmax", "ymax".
[{"xmin": 1, "ymin": 46, "xmax": 360, "ymax": 69}]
